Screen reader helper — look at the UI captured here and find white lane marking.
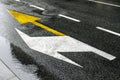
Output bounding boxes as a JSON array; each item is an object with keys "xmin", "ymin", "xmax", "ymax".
[
  {"xmin": 58, "ymin": 14, "xmax": 80, "ymax": 22},
  {"xmin": 97, "ymin": 27, "xmax": 120, "ymax": 36},
  {"xmin": 88, "ymin": 0, "xmax": 120, "ymax": 8},
  {"xmin": 15, "ymin": 0, "xmax": 20, "ymax": 2},
  {"xmin": 28, "ymin": 4, "xmax": 80, "ymax": 22},
  {"xmin": 29, "ymin": 5, "xmax": 45, "ymax": 11},
  {"xmin": 15, "ymin": 29, "xmax": 116, "ymax": 67}
]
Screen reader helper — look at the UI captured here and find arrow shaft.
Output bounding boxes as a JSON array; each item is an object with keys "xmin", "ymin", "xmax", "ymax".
[{"xmin": 32, "ymin": 21, "xmax": 66, "ymax": 36}]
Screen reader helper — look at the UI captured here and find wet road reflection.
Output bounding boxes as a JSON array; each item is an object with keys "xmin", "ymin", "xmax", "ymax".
[
  {"xmin": 11, "ymin": 44, "xmax": 61, "ymax": 80},
  {"xmin": 0, "ymin": 36, "xmax": 61, "ymax": 80},
  {"xmin": 0, "ymin": 36, "xmax": 40, "ymax": 80},
  {"xmin": 0, "ymin": 0, "xmax": 120, "ymax": 80}
]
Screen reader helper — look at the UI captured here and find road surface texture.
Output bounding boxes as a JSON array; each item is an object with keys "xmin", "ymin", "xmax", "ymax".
[{"xmin": 0, "ymin": 0, "xmax": 120, "ymax": 80}]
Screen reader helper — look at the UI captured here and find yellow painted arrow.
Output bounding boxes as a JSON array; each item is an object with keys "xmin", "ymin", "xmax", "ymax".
[{"xmin": 8, "ymin": 9, "xmax": 65, "ymax": 36}]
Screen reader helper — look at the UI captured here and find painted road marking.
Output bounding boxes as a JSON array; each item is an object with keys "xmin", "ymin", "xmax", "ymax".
[
  {"xmin": 8, "ymin": 10, "xmax": 116, "ymax": 67},
  {"xmin": 58, "ymin": 14, "xmax": 80, "ymax": 22},
  {"xmin": 29, "ymin": 5, "xmax": 45, "ymax": 11},
  {"xmin": 15, "ymin": 0, "xmax": 20, "ymax": 2},
  {"xmin": 97, "ymin": 27, "xmax": 120, "ymax": 36},
  {"xmin": 88, "ymin": 0, "xmax": 120, "ymax": 8},
  {"xmin": 17, "ymin": 29, "xmax": 82, "ymax": 67},
  {"xmin": 8, "ymin": 10, "xmax": 65, "ymax": 36},
  {"xmin": 32, "ymin": 21, "xmax": 65, "ymax": 36},
  {"xmin": 28, "ymin": 4, "xmax": 80, "ymax": 22},
  {"xmin": 16, "ymin": 29, "xmax": 116, "ymax": 68}
]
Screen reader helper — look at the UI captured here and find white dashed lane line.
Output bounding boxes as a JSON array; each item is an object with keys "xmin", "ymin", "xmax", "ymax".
[
  {"xmin": 15, "ymin": 0, "xmax": 21, "ymax": 2},
  {"xmin": 14, "ymin": 0, "xmax": 81, "ymax": 22},
  {"xmin": 29, "ymin": 5, "xmax": 45, "ymax": 11},
  {"xmin": 58, "ymin": 14, "xmax": 80, "ymax": 22},
  {"xmin": 88, "ymin": 0, "xmax": 120, "ymax": 8},
  {"xmin": 28, "ymin": 4, "xmax": 80, "ymax": 22},
  {"xmin": 96, "ymin": 27, "xmax": 120, "ymax": 37}
]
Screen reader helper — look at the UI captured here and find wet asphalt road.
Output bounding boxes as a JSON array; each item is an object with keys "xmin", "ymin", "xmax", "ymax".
[{"xmin": 0, "ymin": 0, "xmax": 120, "ymax": 80}]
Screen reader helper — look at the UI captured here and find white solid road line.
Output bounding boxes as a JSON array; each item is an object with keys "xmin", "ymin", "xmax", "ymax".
[
  {"xmin": 29, "ymin": 5, "xmax": 45, "ymax": 11},
  {"xmin": 96, "ymin": 27, "xmax": 120, "ymax": 36},
  {"xmin": 58, "ymin": 14, "xmax": 80, "ymax": 22},
  {"xmin": 88, "ymin": 0, "xmax": 120, "ymax": 7}
]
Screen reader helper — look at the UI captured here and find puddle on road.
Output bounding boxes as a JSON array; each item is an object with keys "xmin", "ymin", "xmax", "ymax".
[{"xmin": 0, "ymin": 36, "xmax": 40, "ymax": 80}]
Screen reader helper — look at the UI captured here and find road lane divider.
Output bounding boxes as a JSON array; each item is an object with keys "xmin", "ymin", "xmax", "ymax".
[
  {"xmin": 28, "ymin": 4, "xmax": 80, "ymax": 22},
  {"xmin": 96, "ymin": 27, "xmax": 120, "ymax": 36},
  {"xmin": 15, "ymin": 0, "xmax": 21, "ymax": 2},
  {"xmin": 58, "ymin": 14, "xmax": 80, "ymax": 22},
  {"xmin": 88, "ymin": 0, "xmax": 120, "ymax": 8},
  {"xmin": 32, "ymin": 21, "xmax": 65, "ymax": 36},
  {"xmin": 29, "ymin": 5, "xmax": 45, "ymax": 11}
]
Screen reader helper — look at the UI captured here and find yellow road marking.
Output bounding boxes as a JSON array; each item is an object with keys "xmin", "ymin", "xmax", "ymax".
[
  {"xmin": 8, "ymin": 9, "xmax": 66, "ymax": 36},
  {"xmin": 33, "ymin": 22, "xmax": 66, "ymax": 36},
  {"xmin": 9, "ymin": 9, "xmax": 41, "ymax": 24}
]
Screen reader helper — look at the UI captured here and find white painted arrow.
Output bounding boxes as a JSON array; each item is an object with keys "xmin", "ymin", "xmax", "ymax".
[{"xmin": 15, "ymin": 29, "xmax": 116, "ymax": 67}]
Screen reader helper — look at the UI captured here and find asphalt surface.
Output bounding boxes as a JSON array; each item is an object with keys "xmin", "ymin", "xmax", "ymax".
[{"xmin": 0, "ymin": 0, "xmax": 120, "ymax": 80}]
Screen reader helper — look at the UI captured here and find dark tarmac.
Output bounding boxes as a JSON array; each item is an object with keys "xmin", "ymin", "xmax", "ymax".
[{"xmin": 0, "ymin": 0, "xmax": 120, "ymax": 80}]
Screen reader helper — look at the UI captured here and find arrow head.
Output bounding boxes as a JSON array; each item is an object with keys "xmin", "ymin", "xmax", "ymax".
[
  {"xmin": 15, "ymin": 28, "xmax": 83, "ymax": 67},
  {"xmin": 8, "ymin": 9, "xmax": 41, "ymax": 24}
]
